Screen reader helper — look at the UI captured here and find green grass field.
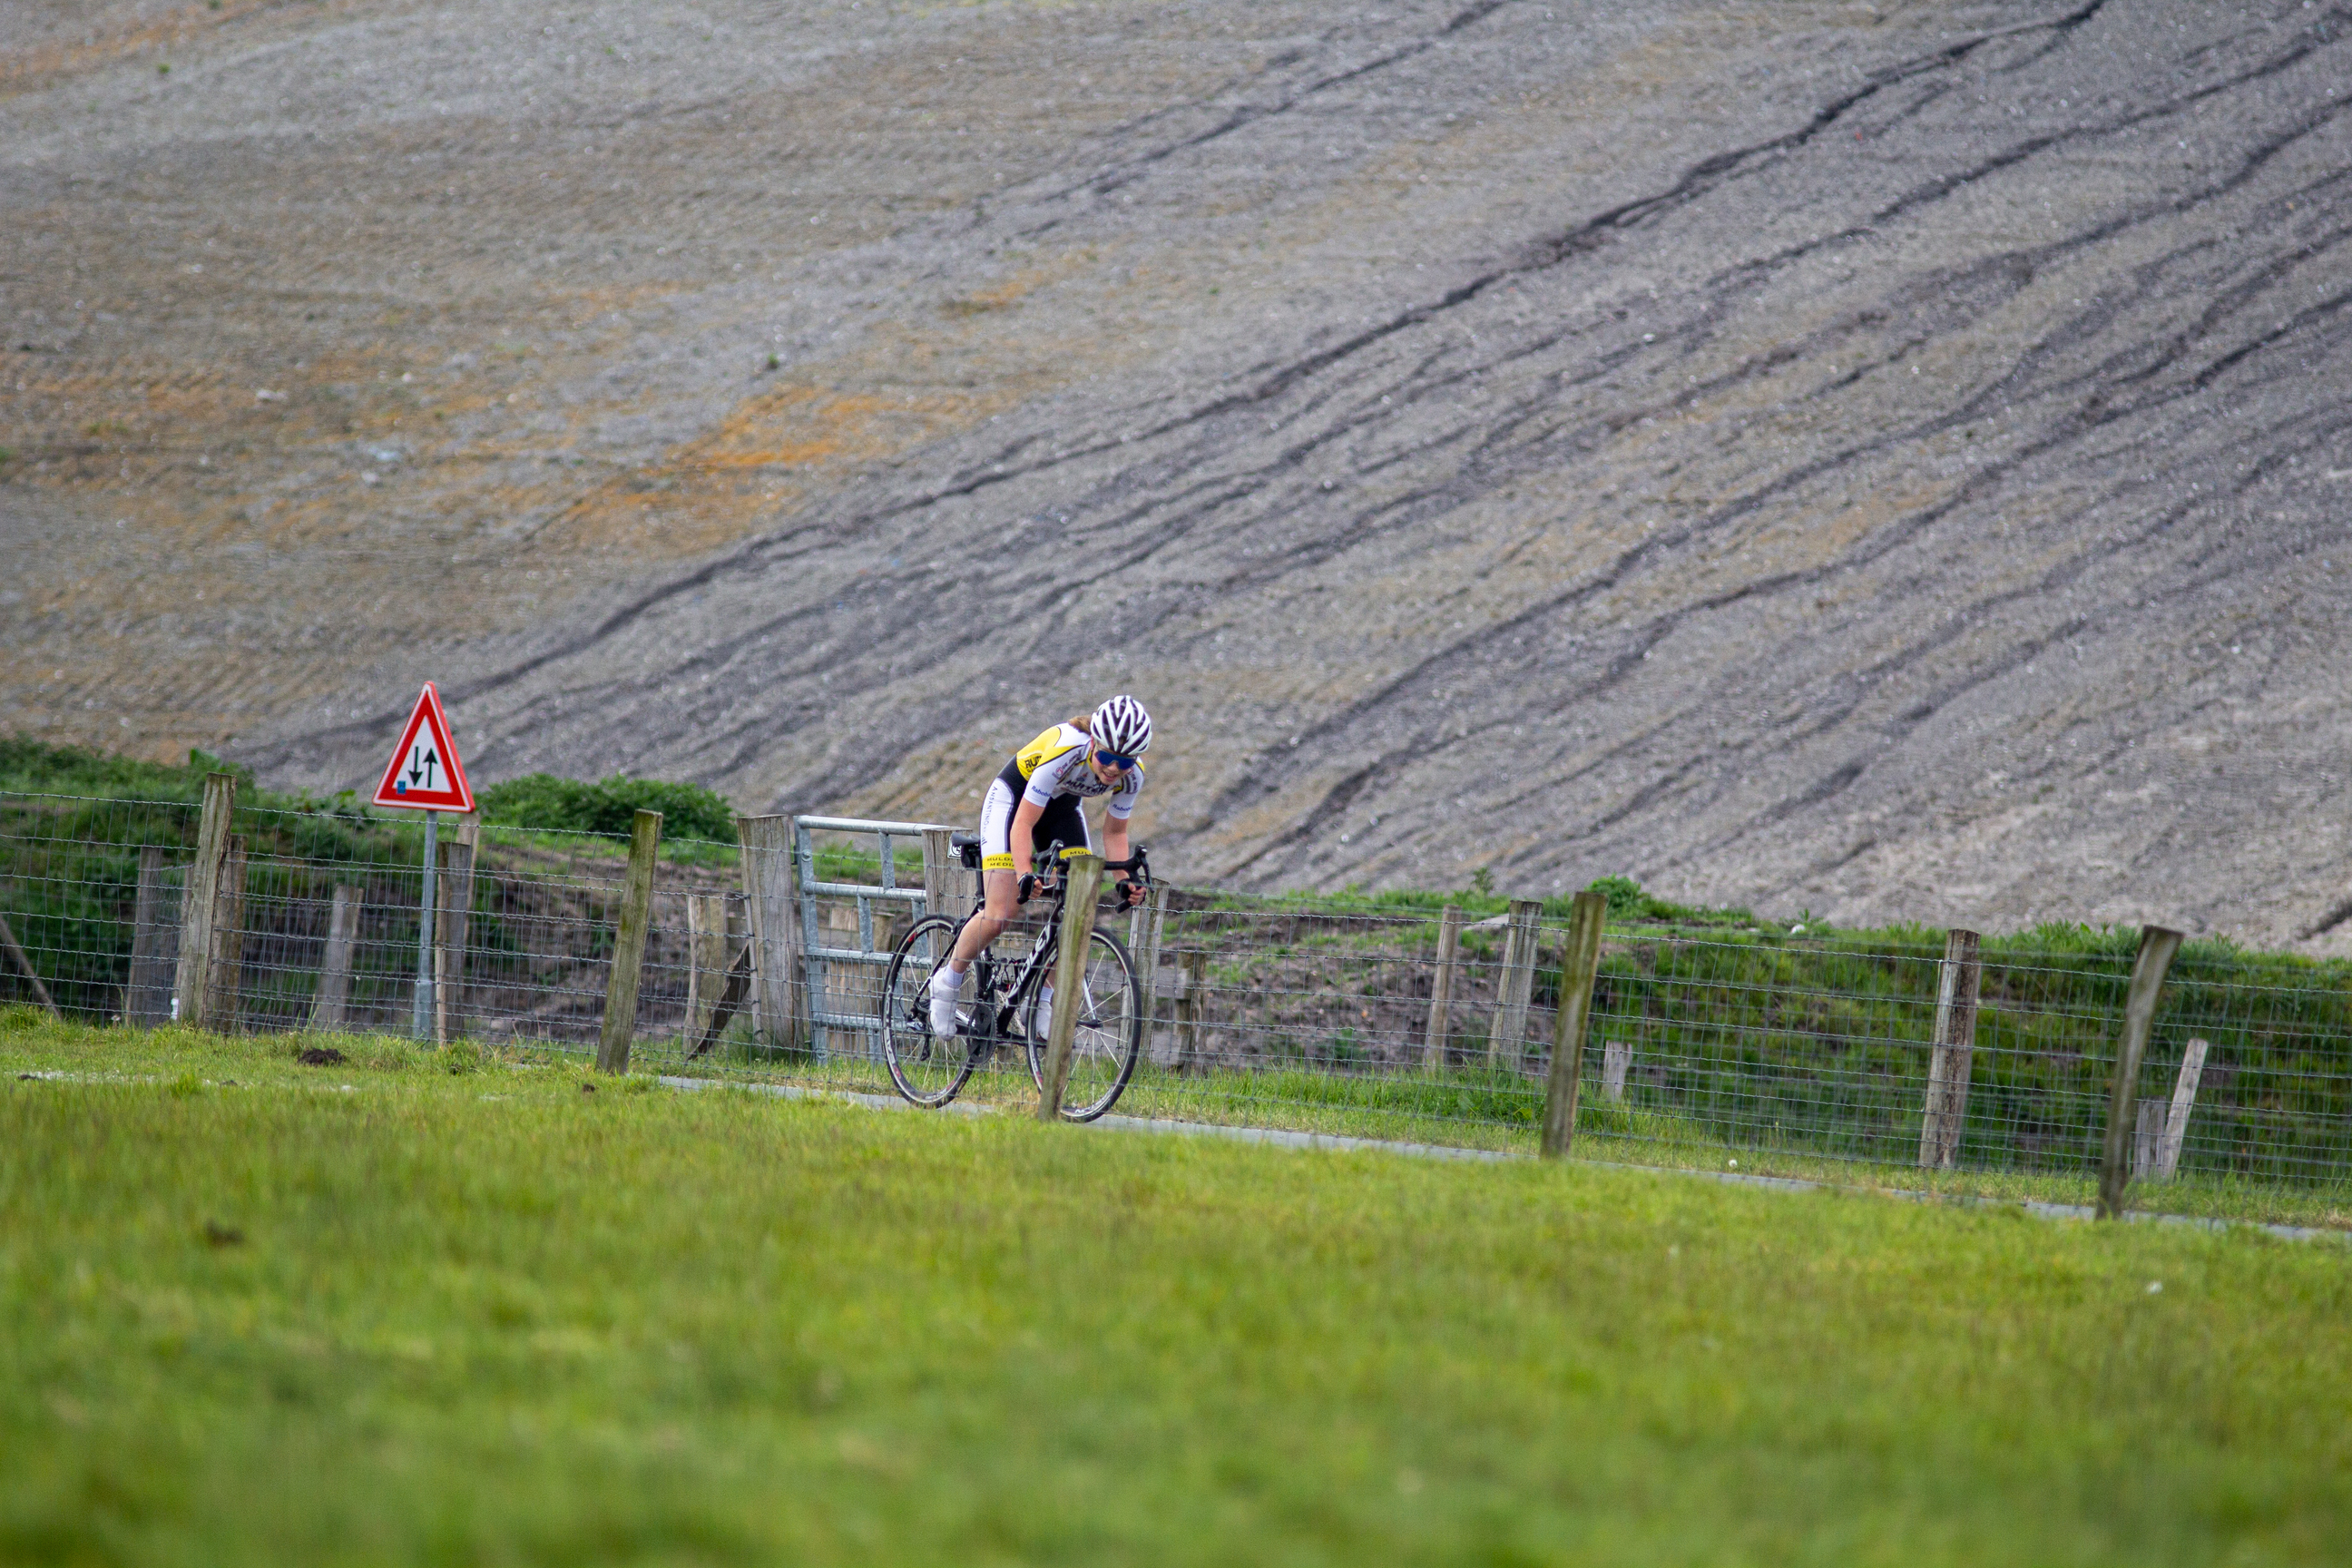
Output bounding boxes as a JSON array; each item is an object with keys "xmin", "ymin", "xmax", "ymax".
[
  {"xmin": 5, "ymin": 1018, "xmax": 2349, "ymax": 1565},
  {"xmin": 671, "ymin": 1044, "xmax": 2352, "ymax": 1234}
]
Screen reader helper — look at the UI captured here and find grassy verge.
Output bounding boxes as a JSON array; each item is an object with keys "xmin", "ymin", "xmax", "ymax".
[
  {"xmin": 30, "ymin": 1009, "xmax": 2330, "ymax": 1235},
  {"xmin": 647, "ymin": 1030, "xmax": 2352, "ymax": 1233},
  {"xmin": 7, "ymin": 1019, "xmax": 2348, "ymax": 1565}
]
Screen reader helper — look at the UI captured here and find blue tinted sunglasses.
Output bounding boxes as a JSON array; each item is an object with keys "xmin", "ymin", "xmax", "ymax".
[{"xmin": 1095, "ymin": 750, "xmax": 1139, "ymax": 770}]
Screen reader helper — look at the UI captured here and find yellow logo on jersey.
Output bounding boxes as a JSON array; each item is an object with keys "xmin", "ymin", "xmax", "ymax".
[{"xmin": 1014, "ymin": 724, "xmax": 1085, "ymax": 781}]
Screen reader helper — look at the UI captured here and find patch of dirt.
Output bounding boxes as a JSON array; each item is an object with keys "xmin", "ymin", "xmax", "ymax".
[{"xmin": 6, "ymin": 0, "xmax": 2349, "ymax": 949}]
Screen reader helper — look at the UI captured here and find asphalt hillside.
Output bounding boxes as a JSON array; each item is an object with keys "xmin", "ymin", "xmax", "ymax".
[{"xmin": 4, "ymin": 0, "xmax": 2348, "ymax": 949}]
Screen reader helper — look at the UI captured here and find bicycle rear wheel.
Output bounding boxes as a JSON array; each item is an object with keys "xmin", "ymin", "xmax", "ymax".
[
  {"xmin": 882, "ymin": 915, "xmax": 977, "ymax": 1107},
  {"xmin": 1024, "ymin": 925, "xmax": 1143, "ymax": 1122}
]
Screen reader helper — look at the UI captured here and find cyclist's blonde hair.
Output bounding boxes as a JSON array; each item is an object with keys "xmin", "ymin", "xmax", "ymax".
[{"xmin": 1066, "ymin": 713, "xmax": 1093, "ymax": 736}]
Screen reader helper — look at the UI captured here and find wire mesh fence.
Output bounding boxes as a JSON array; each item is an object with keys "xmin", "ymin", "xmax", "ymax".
[
  {"xmin": 1112, "ymin": 899, "xmax": 1553, "ymax": 1150},
  {"xmin": 0, "ymin": 789, "xmax": 741, "ymax": 1055},
  {"xmin": 1119, "ymin": 903, "xmax": 2352, "ymax": 1189},
  {"xmin": 5, "ymin": 789, "xmax": 2350, "ymax": 1196}
]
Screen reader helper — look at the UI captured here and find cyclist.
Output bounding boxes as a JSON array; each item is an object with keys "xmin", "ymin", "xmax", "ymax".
[{"xmin": 929, "ymin": 694, "xmax": 1152, "ymax": 1038}]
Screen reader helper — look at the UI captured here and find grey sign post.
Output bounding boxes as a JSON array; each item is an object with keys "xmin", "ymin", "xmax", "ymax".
[
  {"xmin": 412, "ymin": 812, "xmax": 439, "ymax": 1041},
  {"xmin": 368, "ymin": 681, "xmax": 476, "ymax": 1044}
]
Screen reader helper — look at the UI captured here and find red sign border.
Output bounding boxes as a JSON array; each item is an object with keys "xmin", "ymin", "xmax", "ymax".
[{"xmin": 369, "ymin": 682, "xmax": 475, "ymax": 813}]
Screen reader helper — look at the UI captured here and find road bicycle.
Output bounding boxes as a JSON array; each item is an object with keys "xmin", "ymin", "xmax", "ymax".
[{"xmin": 880, "ymin": 837, "xmax": 1148, "ymax": 1121}]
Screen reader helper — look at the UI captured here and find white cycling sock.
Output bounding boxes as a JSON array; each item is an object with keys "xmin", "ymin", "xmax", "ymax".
[{"xmin": 928, "ymin": 965, "xmax": 963, "ymax": 1036}]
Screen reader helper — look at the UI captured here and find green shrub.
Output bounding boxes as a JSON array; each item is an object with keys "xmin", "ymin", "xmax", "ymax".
[
  {"xmin": 1574, "ymin": 873, "xmax": 1749, "ymax": 927},
  {"xmin": 0, "ymin": 738, "xmax": 245, "ymax": 801},
  {"xmin": 475, "ymin": 773, "xmax": 737, "ymax": 843},
  {"xmin": 1587, "ymin": 875, "xmax": 1647, "ymax": 918}
]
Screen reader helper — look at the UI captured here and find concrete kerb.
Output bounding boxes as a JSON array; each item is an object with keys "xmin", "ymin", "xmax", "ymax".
[{"xmin": 652, "ymin": 1076, "xmax": 2345, "ymax": 1244}]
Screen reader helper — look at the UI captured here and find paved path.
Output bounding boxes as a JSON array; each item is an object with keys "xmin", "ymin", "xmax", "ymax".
[{"xmin": 654, "ymin": 1073, "xmax": 2347, "ymax": 1243}]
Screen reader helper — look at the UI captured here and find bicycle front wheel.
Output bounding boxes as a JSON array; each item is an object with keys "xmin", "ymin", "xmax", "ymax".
[
  {"xmin": 1024, "ymin": 925, "xmax": 1143, "ymax": 1122},
  {"xmin": 882, "ymin": 915, "xmax": 977, "ymax": 1108}
]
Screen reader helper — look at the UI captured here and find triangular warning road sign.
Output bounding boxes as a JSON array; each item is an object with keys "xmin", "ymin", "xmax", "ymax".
[{"xmin": 370, "ymin": 682, "xmax": 475, "ymax": 812}]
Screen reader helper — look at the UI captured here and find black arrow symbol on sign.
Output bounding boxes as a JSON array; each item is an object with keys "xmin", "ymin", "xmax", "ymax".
[{"xmin": 407, "ymin": 746, "xmax": 424, "ymax": 788}]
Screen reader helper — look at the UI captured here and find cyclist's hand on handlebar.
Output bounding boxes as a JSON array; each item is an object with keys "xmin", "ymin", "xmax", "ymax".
[
  {"xmin": 1113, "ymin": 878, "xmax": 1142, "ymax": 911},
  {"xmin": 1016, "ymin": 872, "xmax": 1038, "ymax": 906}
]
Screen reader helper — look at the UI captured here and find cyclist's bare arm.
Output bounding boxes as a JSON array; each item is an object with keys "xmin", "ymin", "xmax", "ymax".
[
  {"xmin": 1008, "ymin": 796, "xmax": 1047, "ymax": 878},
  {"xmin": 1103, "ymin": 818, "xmax": 1139, "ymax": 904}
]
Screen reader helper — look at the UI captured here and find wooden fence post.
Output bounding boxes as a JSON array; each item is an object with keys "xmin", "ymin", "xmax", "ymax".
[
  {"xmin": 1541, "ymin": 890, "xmax": 1609, "ymax": 1158},
  {"xmin": 124, "ymin": 846, "xmax": 175, "ymax": 1026},
  {"xmin": 435, "ymin": 815, "xmax": 479, "ymax": 1044},
  {"xmin": 1036, "ymin": 853, "xmax": 1106, "ymax": 1120},
  {"xmin": 1423, "ymin": 903, "xmax": 1464, "ymax": 1070},
  {"xmin": 0, "ymin": 910, "xmax": 60, "ymax": 1018},
  {"xmin": 1487, "ymin": 898, "xmax": 1544, "ymax": 1065},
  {"xmin": 2156, "ymin": 1037, "xmax": 2208, "ymax": 1181},
  {"xmin": 1173, "ymin": 948, "xmax": 1206, "ymax": 1073},
  {"xmin": 1916, "ymin": 927, "xmax": 1983, "ymax": 1171},
  {"xmin": 309, "ymin": 885, "xmax": 361, "ymax": 1033},
  {"xmin": 1129, "ymin": 885, "xmax": 1165, "ymax": 1066},
  {"xmin": 2096, "ymin": 925, "xmax": 2183, "ymax": 1219},
  {"xmin": 1602, "ymin": 1034, "xmax": 1631, "ymax": 1102},
  {"xmin": 682, "ymin": 892, "xmax": 730, "ymax": 1052},
  {"xmin": 686, "ymin": 944, "xmax": 756, "ymax": 1061},
  {"xmin": 172, "ymin": 771, "xmax": 237, "ymax": 1028},
  {"xmin": 206, "ymin": 835, "xmax": 247, "ymax": 1033},
  {"xmin": 921, "ymin": 828, "xmax": 959, "ymax": 922},
  {"xmin": 596, "ymin": 809, "xmax": 663, "ymax": 1074},
  {"xmin": 736, "ymin": 814, "xmax": 803, "ymax": 1054},
  {"xmin": 2132, "ymin": 1099, "xmax": 2166, "ymax": 1181}
]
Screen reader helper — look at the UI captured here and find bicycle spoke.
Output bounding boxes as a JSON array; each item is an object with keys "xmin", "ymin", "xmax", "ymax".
[
  {"xmin": 1028, "ymin": 924, "xmax": 1143, "ymax": 1120},
  {"xmin": 882, "ymin": 916, "xmax": 975, "ymax": 1107}
]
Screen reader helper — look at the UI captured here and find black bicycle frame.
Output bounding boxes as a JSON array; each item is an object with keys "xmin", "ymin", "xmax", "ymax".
[{"xmin": 954, "ymin": 840, "xmax": 1149, "ymax": 1047}]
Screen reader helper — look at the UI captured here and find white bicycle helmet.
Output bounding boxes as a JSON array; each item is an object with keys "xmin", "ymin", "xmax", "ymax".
[{"xmin": 1090, "ymin": 694, "xmax": 1152, "ymax": 758}]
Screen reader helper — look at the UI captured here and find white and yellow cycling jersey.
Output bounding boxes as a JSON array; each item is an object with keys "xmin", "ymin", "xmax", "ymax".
[
  {"xmin": 978, "ymin": 723, "xmax": 1142, "ymax": 871},
  {"xmin": 996, "ymin": 723, "xmax": 1142, "ymax": 816}
]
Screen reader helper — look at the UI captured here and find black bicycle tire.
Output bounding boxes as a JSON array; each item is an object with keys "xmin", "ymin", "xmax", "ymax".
[
  {"xmin": 1024, "ymin": 924, "xmax": 1144, "ymax": 1122},
  {"xmin": 881, "ymin": 914, "xmax": 978, "ymax": 1108}
]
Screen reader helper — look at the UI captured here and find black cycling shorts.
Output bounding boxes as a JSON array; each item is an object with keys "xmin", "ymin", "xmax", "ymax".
[{"xmin": 978, "ymin": 778, "xmax": 1091, "ymax": 872}]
